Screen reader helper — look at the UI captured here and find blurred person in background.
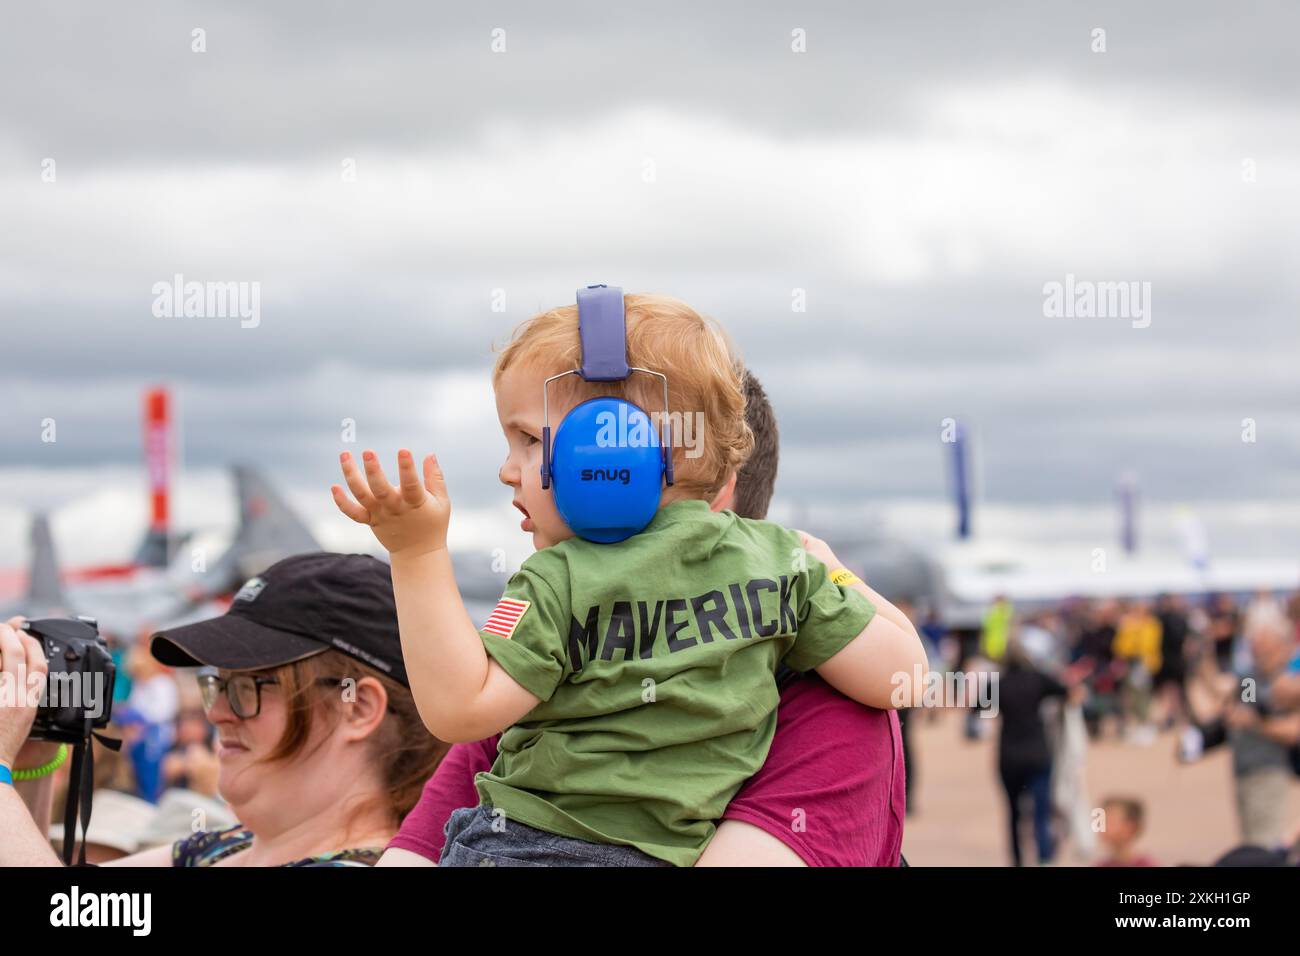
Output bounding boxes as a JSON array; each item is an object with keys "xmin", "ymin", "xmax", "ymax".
[
  {"xmin": 965, "ymin": 595, "xmax": 1013, "ymax": 741},
  {"xmin": 1018, "ymin": 611, "xmax": 1065, "ymax": 671},
  {"xmin": 990, "ymin": 638, "xmax": 1083, "ymax": 866},
  {"xmin": 1222, "ymin": 618, "xmax": 1300, "ymax": 847},
  {"xmin": 1182, "ymin": 614, "xmax": 1300, "ymax": 848},
  {"xmin": 1153, "ymin": 594, "xmax": 1190, "ymax": 729},
  {"xmin": 1113, "ymin": 600, "xmax": 1162, "ymax": 744},
  {"xmin": 1270, "ymin": 593, "xmax": 1300, "ymax": 711},
  {"xmin": 1094, "ymin": 796, "xmax": 1157, "ymax": 867},
  {"xmin": 115, "ymin": 645, "xmax": 179, "ymax": 803},
  {"xmin": 1207, "ymin": 593, "xmax": 1241, "ymax": 673},
  {"xmin": 1287, "ymin": 593, "xmax": 1300, "ymax": 642},
  {"xmin": 106, "ymin": 629, "xmax": 133, "ymax": 706},
  {"xmin": 918, "ymin": 603, "xmax": 946, "ymax": 667},
  {"xmin": 161, "ymin": 704, "xmax": 221, "ymax": 798},
  {"xmin": 1244, "ymin": 589, "xmax": 1285, "ymax": 635},
  {"xmin": 895, "ymin": 598, "xmax": 919, "ymax": 814},
  {"xmin": 981, "ymin": 595, "xmax": 1013, "ymax": 664},
  {"xmin": 918, "ymin": 603, "xmax": 950, "ymax": 727},
  {"xmin": 1074, "ymin": 600, "xmax": 1122, "ymax": 739},
  {"xmin": 1240, "ymin": 589, "xmax": 1286, "ymax": 674}
]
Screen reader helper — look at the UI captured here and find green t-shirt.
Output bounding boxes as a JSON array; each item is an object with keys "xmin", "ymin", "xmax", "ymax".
[{"xmin": 474, "ymin": 498, "xmax": 876, "ymax": 866}]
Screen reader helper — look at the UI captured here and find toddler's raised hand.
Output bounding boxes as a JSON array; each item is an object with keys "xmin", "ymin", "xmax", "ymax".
[{"xmin": 331, "ymin": 449, "xmax": 451, "ymax": 558}]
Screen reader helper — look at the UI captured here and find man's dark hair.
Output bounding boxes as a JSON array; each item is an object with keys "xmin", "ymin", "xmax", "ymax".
[{"xmin": 732, "ymin": 369, "xmax": 779, "ymax": 520}]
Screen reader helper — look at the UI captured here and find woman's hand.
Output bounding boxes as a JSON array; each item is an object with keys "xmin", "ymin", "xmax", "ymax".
[
  {"xmin": 331, "ymin": 449, "xmax": 451, "ymax": 558},
  {"xmin": 0, "ymin": 620, "xmax": 49, "ymax": 771}
]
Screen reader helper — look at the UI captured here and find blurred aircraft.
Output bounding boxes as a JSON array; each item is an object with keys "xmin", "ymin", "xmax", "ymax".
[{"xmin": 0, "ymin": 388, "xmax": 323, "ymax": 638}]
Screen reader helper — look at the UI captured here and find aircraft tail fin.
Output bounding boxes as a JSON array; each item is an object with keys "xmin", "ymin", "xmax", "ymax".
[
  {"xmin": 194, "ymin": 465, "xmax": 322, "ymax": 594},
  {"xmin": 133, "ymin": 386, "xmax": 174, "ymax": 568},
  {"xmin": 26, "ymin": 513, "xmax": 69, "ymax": 612}
]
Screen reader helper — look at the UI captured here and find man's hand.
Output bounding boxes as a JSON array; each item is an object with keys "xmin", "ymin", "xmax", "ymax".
[
  {"xmin": 332, "ymin": 449, "xmax": 451, "ymax": 558},
  {"xmin": 2, "ymin": 617, "xmax": 57, "ymax": 769},
  {"xmin": 0, "ymin": 620, "xmax": 48, "ymax": 771}
]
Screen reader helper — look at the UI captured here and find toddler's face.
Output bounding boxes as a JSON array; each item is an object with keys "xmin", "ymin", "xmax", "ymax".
[{"xmin": 494, "ymin": 362, "xmax": 575, "ymax": 550}]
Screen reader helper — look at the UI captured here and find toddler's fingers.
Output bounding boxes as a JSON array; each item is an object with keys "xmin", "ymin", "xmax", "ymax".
[
  {"xmin": 340, "ymin": 452, "xmax": 375, "ymax": 507},
  {"xmin": 331, "ymin": 484, "xmax": 371, "ymax": 524},
  {"xmin": 361, "ymin": 450, "xmax": 398, "ymax": 506},
  {"xmin": 423, "ymin": 454, "xmax": 448, "ymax": 500},
  {"xmin": 397, "ymin": 450, "xmax": 425, "ymax": 506}
]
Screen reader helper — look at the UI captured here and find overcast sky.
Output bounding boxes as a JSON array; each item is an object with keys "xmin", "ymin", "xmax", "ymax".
[{"xmin": 2, "ymin": 1, "xmax": 1297, "ymax": 564}]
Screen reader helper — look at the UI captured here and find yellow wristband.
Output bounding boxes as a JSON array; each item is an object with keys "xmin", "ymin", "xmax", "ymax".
[{"xmin": 830, "ymin": 567, "xmax": 861, "ymax": 587}]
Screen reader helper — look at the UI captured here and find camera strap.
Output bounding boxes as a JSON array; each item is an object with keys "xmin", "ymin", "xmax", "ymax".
[{"xmin": 61, "ymin": 719, "xmax": 122, "ymax": 867}]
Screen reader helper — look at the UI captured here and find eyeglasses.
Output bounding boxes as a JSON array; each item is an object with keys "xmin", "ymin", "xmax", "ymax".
[{"xmin": 196, "ymin": 671, "xmax": 343, "ymax": 720}]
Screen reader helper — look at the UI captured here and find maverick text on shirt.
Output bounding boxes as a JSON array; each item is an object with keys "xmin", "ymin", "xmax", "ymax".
[{"xmin": 566, "ymin": 575, "xmax": 800, "ymax": 670}]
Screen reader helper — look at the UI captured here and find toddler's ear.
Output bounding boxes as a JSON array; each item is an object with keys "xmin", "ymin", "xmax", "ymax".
[{"xmin": 708, "ymin": 472, "xmax": 737, "ymax": 513}]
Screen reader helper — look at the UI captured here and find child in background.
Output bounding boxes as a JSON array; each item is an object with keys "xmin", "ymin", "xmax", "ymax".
[
  {"xmin": 1095, "ymin": 796, "xmax": 1157, "ymax": 867},
  {"xmin": 332, "ymin": 292, "xmax": 927, "ymax": 866},
  {"xmin": 116, "ymin": 647, "xmax": 179, "ymax": 804}
]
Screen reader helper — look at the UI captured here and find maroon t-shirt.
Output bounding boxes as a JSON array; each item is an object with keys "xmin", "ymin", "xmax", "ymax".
[{"xmin": 389, "ymin": 673, "xmax": 906, "ymax": 866}]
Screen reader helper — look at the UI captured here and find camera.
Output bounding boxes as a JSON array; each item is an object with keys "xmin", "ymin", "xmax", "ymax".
[{"xmin": 21, "ymin": 617, "xmax": 117, "ymax": 743}]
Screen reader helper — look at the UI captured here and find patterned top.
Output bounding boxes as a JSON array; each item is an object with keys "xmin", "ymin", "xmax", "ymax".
[{"xmin": 171, "ymin": 826, "xmax": 384, "ymax": 867}]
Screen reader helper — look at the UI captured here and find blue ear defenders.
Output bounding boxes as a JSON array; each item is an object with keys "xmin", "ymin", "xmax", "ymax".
[{"xmin": 540, "ymin": 285, "xmax": 675, "ymax": 543}]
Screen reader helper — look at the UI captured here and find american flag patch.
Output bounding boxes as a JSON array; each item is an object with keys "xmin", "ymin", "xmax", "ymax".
[{"xmin": 481, "ymin": 598, "xmax": 531, "ymax": 639}]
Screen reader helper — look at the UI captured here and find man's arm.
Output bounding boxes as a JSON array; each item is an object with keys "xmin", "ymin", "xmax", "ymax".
[{"xmin": 695, "ymin": 820, "xmax": 806, "ymax": 867}]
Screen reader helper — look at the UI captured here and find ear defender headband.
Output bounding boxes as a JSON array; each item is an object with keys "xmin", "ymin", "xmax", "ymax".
[{"xmin": 540, "ymin": 285, "xmax": 675, "ymax": 543}]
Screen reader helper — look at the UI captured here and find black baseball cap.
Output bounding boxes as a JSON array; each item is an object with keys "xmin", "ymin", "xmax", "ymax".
[{"xmin": 150, "ymin": 552, "xmax": 408, "ymax": 687}]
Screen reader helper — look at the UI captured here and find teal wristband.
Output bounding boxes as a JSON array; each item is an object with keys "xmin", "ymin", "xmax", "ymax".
[{"xmin": 0, "ymin": 765, "xmax": 12, "ymax": 786}]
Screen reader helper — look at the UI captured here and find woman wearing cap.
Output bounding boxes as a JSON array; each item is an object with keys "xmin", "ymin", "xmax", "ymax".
[{"xmin": 0, "ymin": 553, "xmax": 445, "ymax": 867}]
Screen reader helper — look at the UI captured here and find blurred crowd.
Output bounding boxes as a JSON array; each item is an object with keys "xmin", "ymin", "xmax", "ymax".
[
  {"xmin": 906, "ymin": 589, "xmax": 1300, "ymax": 867},
  {"xmin": 50, "ymin": 632, "xmax": 235, "ymax": 861},
  {"xmin": 36, "ymin": 589, "xmax": 1300, "ymax": 866}
]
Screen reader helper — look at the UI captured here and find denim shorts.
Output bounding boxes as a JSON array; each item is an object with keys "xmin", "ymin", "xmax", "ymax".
[{"xmin": 438, "ymin": 804, "xmax": 672, "ymax": 867}]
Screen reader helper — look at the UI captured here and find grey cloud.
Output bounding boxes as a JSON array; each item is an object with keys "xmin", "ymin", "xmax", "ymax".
[{"xmin": 3, "ymin": 1, "xmax": 1297, "ymax": 167}]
